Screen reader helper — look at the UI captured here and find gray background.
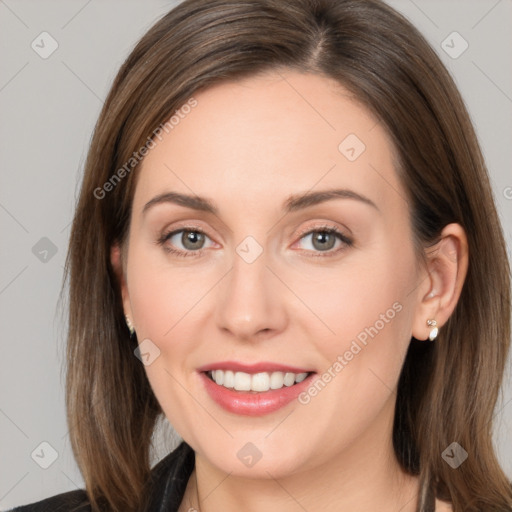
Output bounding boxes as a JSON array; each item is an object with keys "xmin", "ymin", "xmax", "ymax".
[{"xmin": 1, "ymin": 0, "xmax": 511, "ymax": 508}]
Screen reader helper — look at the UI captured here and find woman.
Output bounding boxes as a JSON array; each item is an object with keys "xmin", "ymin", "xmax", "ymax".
[{"xmin": 12, "ymin": 0, "xmax": 512, "ymax": 511}]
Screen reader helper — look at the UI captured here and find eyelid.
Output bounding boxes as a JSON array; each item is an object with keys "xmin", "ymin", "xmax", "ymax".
[
  {"xmin": 158, "ymin": 221, "xmax": 215, "ymax": 242},
  {"xmin": 293, "ymin": 222, "xmax": 349, "ymax": 238}
]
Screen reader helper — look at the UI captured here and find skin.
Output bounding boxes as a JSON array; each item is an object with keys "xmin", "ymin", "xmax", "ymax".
[{"xmin": 111, "ymin": 70, "xmax": 467, "ymax": 512}]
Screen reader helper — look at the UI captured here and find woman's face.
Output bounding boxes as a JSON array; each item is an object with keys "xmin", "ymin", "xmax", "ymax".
[{"xmin": 118, "ymin": 70, "xmax": 428, "ymax": 478}]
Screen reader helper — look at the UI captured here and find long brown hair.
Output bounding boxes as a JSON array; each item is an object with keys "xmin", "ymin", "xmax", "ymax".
[{"xmin": 64, "ymin": 0, "xmax": 512, "ymax": 510}]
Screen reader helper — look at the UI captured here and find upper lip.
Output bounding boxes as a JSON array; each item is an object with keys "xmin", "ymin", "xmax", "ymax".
[{"xmin": 197, "ymin": 361, "xmax": 315, "ymax": 374}]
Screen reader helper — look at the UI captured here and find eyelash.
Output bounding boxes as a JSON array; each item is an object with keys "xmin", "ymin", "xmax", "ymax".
[
  {"xmin": 156, "ymin": 224, "xmax": 353, "ymax": 258},
  {"xmin": 294, "ymin": 225, "xmax": 354, "ymax": 258}
]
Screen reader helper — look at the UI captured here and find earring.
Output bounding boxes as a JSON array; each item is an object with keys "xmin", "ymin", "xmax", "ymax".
[
  {"xmin": 125, "ymin": 315, "xmax": 135, "ymax": 336},
  {"xmin": 426, "ymin": 319, "xmax": 438, "ymax": 341}
]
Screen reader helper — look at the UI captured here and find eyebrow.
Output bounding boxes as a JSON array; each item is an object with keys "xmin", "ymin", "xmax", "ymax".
[{"xmin": 142, "ymin": 188, "xmax": 379, "ymax": 216}]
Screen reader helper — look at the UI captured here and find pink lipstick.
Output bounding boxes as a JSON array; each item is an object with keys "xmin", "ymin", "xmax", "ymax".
[{"xmin": 197, "ymin": 361, "xmax": 316, "ymax": 416}]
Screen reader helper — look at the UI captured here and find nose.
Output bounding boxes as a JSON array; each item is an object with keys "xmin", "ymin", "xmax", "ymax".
[{"xmin": 215, "ymin": 245, "xmax": 288, "ymax": 342}]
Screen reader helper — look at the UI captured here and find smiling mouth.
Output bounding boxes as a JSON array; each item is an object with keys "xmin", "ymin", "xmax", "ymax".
[{"xmin": 204, "ymin": 369, "xmax": 315, "ymax": 393}]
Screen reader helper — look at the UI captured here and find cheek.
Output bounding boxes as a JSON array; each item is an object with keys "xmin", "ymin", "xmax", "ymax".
[
  {"xmin": 126, "ymin": 246, "xmax": 212, "ymax": 340},
  {"xmin": 289, "ymin": 256, "xmax": 415, "ymax": 457},
  {"xmin": 125, "ymin": 248, "xmax": 210, "ymax": 438},
  {"xmin": 294, "ymin": 242, "xmax": 413, "ymax": 346},
  {"xmin": 294, "ymin": 238, "xmax": 416, "ymax": 396}
]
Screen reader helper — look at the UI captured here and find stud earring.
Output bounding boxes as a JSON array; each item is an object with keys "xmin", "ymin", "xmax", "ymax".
[
  {"xmin": 125, "ymin": 315, "xmax": 135, "ymax": 336},
  {"xmin": 426, "ymin": 319, "xmax": 438, "ymax": 341}
]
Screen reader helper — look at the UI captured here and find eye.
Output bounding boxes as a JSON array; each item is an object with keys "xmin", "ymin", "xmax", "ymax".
[
  {"xmin": 295, "ymin": 226, "xmax": 353, "ymax": 256},
  {"xmin": 157, "ymin": 228, "xmax": 215, "ymax": 256},
  {"xmin": 156, "ymin": 225, "xmax": 353, "ymax": 258}
]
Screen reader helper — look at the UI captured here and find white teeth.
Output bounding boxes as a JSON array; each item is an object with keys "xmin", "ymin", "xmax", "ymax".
[
  {"xmin": 251, "ymin": 372, "xmax": 270, "ymax": 391},
  {"xmin": 234, "ymin": 371, "xmax": 252, "ymax": 391},
  {"xmin": 283, "ymin": 372, "xmax": 295, "ymax": 387},
  {"xmin": 270, "ymin": 371, "xmax": 285, "ymax": 389},
  {"xmin": 209, "ymin": 370, "xmax": 310, "ymax": 392},
  {"xmin": 295, "ymin": 372, "xmax": 308, "ymax": 383},
  {"xmin": 223, "ymin": 370, "xmax": 235, "ymax": 388}
]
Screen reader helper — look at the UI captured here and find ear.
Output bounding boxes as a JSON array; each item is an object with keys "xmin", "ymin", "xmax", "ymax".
[
  {"xmin": 411, "ymin": 223, "xmax": 469, "ymax": 341},
  {"xmin": 110, "ymin": 243, "xmax": 133, "ymax": 324}
]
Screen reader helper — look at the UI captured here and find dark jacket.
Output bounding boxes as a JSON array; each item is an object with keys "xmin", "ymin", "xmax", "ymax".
[{"xmin": 9, "ymin": 441, "xmax": 195, "ymax": 512}]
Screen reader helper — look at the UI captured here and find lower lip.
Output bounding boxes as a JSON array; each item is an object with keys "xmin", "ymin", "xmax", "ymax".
[{"xmin": 199, "ymin": 371, "xmax": 315, "ymax": 416}]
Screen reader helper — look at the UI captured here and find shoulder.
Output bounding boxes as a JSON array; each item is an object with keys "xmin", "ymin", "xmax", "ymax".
[
  {"xmin": 142, "ymin": 440, "xmax": 195, "ymax": 510},
  {"xmin": 8, "ymin": 489, "xmax": 90, "ymax": 512}
]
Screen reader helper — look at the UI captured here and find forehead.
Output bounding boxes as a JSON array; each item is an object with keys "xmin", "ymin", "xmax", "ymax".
[{"xmin": 134, "ymin": 70, "xmax": 405, "ymax": 218}]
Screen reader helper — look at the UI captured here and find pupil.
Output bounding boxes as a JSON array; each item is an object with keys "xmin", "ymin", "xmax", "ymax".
[
  {"xmin": 183, "ymin": 231, "xmax": 204, "ymax": 250},
  {"xmin": 313, "ymin": 232, "xmax": 335, "ymax": 251}
]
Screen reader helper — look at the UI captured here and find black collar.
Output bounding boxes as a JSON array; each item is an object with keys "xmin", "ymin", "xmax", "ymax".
[{"xmin": 142, "ymin": 441, "xmax": 196, "ymax": 512}]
